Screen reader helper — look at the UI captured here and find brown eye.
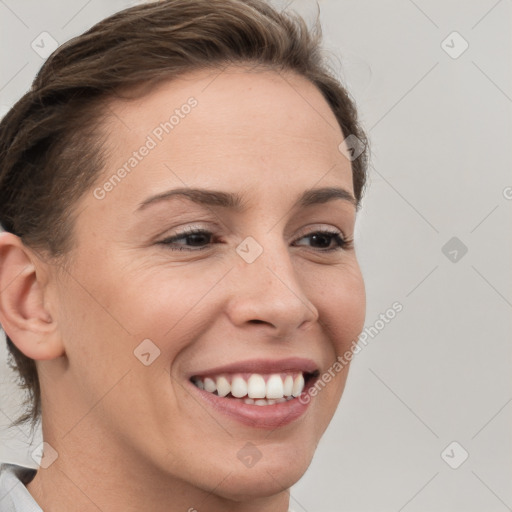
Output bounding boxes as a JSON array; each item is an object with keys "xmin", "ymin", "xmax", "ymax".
[
  {"xmin": 159, "ymin": 230, "xmax": 214, "ymax": 250},
  {"xmin": 293, "ymin": 231, "xmax": 347, "ymax": 251}
]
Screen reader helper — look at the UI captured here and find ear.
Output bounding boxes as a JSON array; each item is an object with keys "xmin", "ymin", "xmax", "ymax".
[{"xmin": 0, "ymin": 232, "xmax": 64, "ymax": 360}]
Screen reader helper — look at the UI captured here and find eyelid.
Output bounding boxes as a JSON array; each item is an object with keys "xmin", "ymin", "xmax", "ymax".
[
  {"xmin": 292, "ymin": 223, "xmax": 347, "ymax": 241},
  {"xmin": 162, "ymin": 225, "xmax": 347, "ymax": 243},
  {"xmin": 156, "ymin": 222, "xmax": 352, "ymax": 254},
  {"xmin": 159, "ymin": 222, "xmax": 219, "ymax": 239}
]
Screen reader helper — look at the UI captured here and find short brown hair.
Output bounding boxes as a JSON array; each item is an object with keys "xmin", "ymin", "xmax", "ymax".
[{"xmin": 0, "ymin": 0, "xmax": 368, "ymax": 433}]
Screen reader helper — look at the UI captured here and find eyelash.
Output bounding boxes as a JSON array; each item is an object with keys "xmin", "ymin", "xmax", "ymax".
[{"xmin": 158, "ymin": 228, "xmax": 351, "ymax": 252}]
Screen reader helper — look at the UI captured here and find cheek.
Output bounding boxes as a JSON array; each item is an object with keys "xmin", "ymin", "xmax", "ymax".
[
  {"xmin": 302, "ymin": 264, "xmax": 365, "ymax": 441},
  {"xmin": 73, "ymin": 245, "xmax": 214, "ymax": 332},
  {"xmin": 97, "ymin": 260, "xmax": 229, "ymax": 357},
  {"xmin": 54, "ymin": 274, "xmax": 136, "ymax": 374},
  {"xmin": 310, "ymin": 262, "xmax": 366, "ymax": 354}
]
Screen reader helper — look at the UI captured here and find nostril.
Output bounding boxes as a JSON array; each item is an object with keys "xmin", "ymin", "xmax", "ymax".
[{"xmin": 248, "ymin": 319, "xmax": 266, "ymax": 325}]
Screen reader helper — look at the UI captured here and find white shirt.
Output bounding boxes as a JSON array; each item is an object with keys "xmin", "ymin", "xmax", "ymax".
[{"xmin": 0, "ymin": 463, "xmax": 41, "ymax": 511}]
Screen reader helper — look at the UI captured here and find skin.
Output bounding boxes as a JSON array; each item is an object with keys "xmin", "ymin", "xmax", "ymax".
[{"xmin": 0, "ymin": 66, "xmax": 365, "ymax": 512}]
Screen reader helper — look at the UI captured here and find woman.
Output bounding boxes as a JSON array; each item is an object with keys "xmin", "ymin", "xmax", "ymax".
[{"xmin": 0, "ymin": 0, "xmax": 368, "ymax": 510}]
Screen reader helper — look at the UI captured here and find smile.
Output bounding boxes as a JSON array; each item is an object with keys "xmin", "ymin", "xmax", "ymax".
[
  {"xmin": 191, "ymin": 372, "xmax": 308, "ymax": 405},
  {"xmin": 187, "ymin": 358, "xmax": 320, "ymax": 428}
]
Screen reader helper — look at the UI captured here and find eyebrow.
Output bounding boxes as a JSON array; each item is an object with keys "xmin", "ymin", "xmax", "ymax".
[{"xmin": 136, "ymin": 186, "xmax": 356, "ymax": 212}]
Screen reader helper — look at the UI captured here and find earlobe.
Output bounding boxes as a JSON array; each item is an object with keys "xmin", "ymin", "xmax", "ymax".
[{"xmin": 0, "ymin": 232, "xmax": 64, "ymax": 360}]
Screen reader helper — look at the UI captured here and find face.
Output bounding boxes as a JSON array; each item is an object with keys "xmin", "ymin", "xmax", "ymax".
[{"xmin": 43, "ymin": 67, "xmax": 365, "ymax": 501}]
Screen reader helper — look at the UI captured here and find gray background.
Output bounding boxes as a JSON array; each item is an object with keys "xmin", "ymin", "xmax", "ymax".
[{"xmin": 1, "ymin": 1, "xmax": 511, "ymax": 511}]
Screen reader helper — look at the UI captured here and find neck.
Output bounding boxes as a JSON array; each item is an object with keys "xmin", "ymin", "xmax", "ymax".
[
  {"xmin": 25, "ymin": 429, "xmax": 291, "ymax": 512},
  {"xmin": 26, "ymin": 461, "xmax": 291, "ymax": 512}
]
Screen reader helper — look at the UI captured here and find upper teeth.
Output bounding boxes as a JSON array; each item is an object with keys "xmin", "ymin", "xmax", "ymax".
[{"xmin": 193, "ymin": 373, "xmax": 305, "ymax": 400}]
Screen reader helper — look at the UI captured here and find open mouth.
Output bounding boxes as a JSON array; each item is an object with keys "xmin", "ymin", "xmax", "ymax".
[{"xmin": 190, "ymin": 371, "xmax": 319, "ymax": 406}]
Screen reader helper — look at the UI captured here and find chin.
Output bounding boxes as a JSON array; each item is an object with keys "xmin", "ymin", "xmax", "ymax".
[
  {"xmin": 217, "ymin": 467, "xmax": 309, "ymax": 502},
  {"xmin": 212, "ymin": 440, "xmax": 316, "ymax": 501}
]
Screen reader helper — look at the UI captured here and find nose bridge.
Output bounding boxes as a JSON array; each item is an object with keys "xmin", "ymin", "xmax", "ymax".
[{"xmin": 227, "ymin": 235, "xmax": 319, "ymax": 334}]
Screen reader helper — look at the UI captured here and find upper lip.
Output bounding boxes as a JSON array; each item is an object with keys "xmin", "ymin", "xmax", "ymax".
[{"xmin": 189, "ymin": 357, "xmax": 319, "ymax": 378}]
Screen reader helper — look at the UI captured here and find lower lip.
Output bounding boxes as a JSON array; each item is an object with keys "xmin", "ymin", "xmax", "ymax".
[{"xmin": 188, "ymin": 382, "xmax": 313, "ymax": 429}]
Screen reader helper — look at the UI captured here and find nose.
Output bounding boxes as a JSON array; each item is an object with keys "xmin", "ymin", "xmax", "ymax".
[{"xmin": 225, "ymin": 241, "xmax": 319, "ymax": 339}]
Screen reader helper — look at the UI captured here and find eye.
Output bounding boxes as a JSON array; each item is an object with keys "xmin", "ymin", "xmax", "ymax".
[
  {"xmin": 157, "ymin": 228, "xmax": 351, "ymax": 252},
  {"xmin": 158, "ymin": 229, "xmax": 216, "ymax": 251},
  {"xmin": 293, "ymin": 230, "xmax": 350, "ymax": 251}
]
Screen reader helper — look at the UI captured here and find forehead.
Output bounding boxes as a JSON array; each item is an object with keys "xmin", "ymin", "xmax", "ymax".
[
  {"xmin": 94, "ymin": 66, "xmax": 353, "ymax": 207},
  {"xmin": 107, "ymin": 65, "xmax": 343, "ymax": 138}
]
